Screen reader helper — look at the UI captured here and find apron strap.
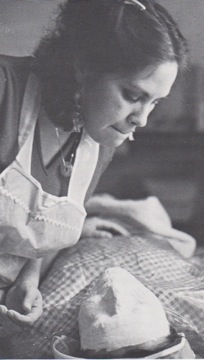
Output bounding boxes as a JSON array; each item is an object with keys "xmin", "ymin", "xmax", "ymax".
[
  {"xmin": 16, "ymin": 73, "xmax": 41, "ymax": 173},
  {"xmin": 68, "ymin": 131, "xmax": 99, "ymax": 205}
]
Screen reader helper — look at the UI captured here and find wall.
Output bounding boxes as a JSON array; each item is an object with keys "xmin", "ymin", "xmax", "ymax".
[
  {"xmin": 0, "ymin": 0, "xmax": 63, "ymax": 56},
  {"xmin": 157, "ymin": 0, "xmax": 204, "ymax": 66}
]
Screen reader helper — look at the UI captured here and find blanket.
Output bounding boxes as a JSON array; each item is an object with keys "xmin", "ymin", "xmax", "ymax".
[
  {"xmin": 86, "ymin": 194, "xmax": 196, "ymax": 258},
  {"xmin": 1, "ymin": 195, "xmax": 204, "ymax": 359}
]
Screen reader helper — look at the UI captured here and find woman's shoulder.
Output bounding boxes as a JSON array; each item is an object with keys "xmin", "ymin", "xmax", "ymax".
[
  {"xmin": 0, "ymin": 55, "xmax": 34, "ymax": 169},
  {"xmin": 0, "ymin": 54, "xmax": 33, "ymax": 102},
  {"xmin": 0, "ymin": 54, "xmax": 33, "ymax": 89},
  {"xmin": 0, "ymin": 54, "xmax": 32, "ymax": 69}
]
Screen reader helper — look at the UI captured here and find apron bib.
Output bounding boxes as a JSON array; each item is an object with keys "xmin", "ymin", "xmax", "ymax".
[{"xmin": 0, "ymin": 73, "xmax": 99, "ymax": 287}]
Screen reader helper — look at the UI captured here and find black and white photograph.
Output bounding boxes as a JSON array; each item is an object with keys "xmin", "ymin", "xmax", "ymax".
[{"xmin": 0, "ymin": 0, "xmax": 204, "ymax": 358}]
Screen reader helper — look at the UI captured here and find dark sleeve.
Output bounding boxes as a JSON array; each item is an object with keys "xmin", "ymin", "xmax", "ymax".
[{"xmin": 0, "ymin": 55, "xmax": 29, "ymax": 171}]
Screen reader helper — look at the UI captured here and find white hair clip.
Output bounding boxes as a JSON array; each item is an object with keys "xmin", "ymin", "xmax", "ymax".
[{"xmin": 124, "ymin": 0, "xmax": 146, "ymax": 11}]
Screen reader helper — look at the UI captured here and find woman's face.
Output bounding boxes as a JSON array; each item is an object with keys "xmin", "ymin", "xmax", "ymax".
[{"xmin": 82, "ymin": 61, "xmax": 178, "ymax": 147}]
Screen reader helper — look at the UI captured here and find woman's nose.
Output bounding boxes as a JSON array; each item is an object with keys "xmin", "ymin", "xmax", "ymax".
[{"xmin": 128, "ymin": 109, "xmax": 148, "ymax": 128}]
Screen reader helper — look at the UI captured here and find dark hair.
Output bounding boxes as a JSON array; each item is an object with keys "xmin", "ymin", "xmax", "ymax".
[{"xmin": 33, "ymin": 0, "xmax": 188, "ymax": 129}]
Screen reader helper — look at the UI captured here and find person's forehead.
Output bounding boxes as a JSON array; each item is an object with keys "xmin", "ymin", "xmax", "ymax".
[
  {"xmin": 100, "ymin": 62, "xmax": 178, "ymax": 86},
  {"xmin": 124, "ymin": 62, "xmax": 178, "ymax": 83}
]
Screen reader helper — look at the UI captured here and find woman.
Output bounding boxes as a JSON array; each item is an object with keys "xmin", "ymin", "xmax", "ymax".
[{"xmin": 0, "ymin": 0, "xmax": 189, "ymax": 357}]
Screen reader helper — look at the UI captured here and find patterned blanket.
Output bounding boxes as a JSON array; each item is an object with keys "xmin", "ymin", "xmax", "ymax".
[
  {"xmin": 6, "ymin": 234, "xmax": 204, "ymax": 358},
  {"xmin": 2, "ymin": 196, "xmax": 204, "ymax": 358}
]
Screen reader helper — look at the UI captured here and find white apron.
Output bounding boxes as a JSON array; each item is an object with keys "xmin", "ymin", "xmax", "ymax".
[{"xmin": 0, "ymin": 73, "xmax": 99, "ymax": 287}]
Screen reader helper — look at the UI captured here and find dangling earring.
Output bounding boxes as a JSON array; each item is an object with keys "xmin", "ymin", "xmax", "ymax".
[{"xmin": 72, "ymin": 91, "xmax": 84, "ymax": 133}]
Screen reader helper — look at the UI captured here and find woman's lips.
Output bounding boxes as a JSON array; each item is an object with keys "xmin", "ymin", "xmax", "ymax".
[{"xmin": 111, "ymin": 125, "xmax": 135, "ymax": 136}]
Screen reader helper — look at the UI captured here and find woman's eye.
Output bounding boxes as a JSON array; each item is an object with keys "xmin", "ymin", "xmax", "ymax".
[{"xmin": 123, "ymin": 90, "xmax": 140, "ymax": 103}]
